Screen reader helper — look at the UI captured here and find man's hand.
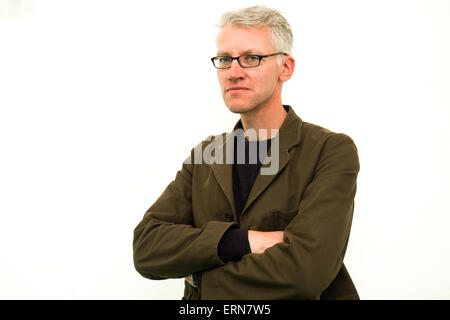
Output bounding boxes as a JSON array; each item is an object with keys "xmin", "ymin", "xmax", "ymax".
[{"xmin": 248, "ymin": 230, "xmax": 284, "ymax": 254}]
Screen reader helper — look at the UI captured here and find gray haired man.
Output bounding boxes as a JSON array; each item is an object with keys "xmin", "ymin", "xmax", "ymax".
[{"xmin": 133, "ymin": 6, "xmax": 360, "ymax": 300}]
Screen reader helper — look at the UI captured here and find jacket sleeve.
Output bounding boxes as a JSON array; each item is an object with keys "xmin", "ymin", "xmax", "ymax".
[
  {"xmin": 133, "ymin": 147, "xmax": 237, "ymax": 280},
  {"xmin": 201, "ymin": 133, "xmax": 360, "ymax": 299}
]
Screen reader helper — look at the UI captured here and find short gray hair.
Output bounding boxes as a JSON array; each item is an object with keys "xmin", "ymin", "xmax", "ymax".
[{"xmin": 217, "ymin": 5, "xmax": 294, "ymax": 61}]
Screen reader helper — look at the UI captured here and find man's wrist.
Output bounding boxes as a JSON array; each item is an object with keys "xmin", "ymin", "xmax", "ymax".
[{"xmin": 218, "ymin": 227, "xmax": 251, "ymax": 262}]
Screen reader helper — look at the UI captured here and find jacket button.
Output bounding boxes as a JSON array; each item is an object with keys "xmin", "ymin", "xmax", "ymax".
[{"xmin": 224, "ymin": 213, "xmax": 233, "ymax": 222}]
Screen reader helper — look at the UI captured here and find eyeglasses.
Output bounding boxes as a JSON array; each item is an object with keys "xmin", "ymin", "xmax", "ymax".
[{"xmin": 211, "ymin": 52, "xmax": 287, "ymax": 69}]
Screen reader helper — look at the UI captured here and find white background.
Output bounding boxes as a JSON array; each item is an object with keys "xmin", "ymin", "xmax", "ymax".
[{"xmin": 1, "ymin": 0, "xmax": 449, "ymax": 299}]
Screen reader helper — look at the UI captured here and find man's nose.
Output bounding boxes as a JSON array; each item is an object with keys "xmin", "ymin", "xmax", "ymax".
[{"xmin": 227, "ymin": 59, "xmax": 245, "ymax": 81}]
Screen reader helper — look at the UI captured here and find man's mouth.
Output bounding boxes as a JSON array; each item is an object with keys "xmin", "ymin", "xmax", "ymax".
[{"xmin": 226, "ymin": 87, "xmax": 250, "ymax": 92}]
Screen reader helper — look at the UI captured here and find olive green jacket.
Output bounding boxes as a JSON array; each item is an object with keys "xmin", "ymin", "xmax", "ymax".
[{"xmin": 133, "ymin": 105, "xmax": 360, "ymax": 300}]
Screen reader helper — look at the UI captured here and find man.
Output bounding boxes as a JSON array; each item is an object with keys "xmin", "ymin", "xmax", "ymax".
[{"xmin": 133, "ymin": 6, "xmax": 360, "ymax": 300}]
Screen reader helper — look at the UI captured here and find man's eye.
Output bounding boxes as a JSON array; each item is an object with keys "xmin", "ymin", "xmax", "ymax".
[
  {"xmin": 245, "ymin": 55, "xmax": 259, "ymax": 61},
  {"xmin": 220, "ymin": 57, "xmax": 232, "ymax": 63}
]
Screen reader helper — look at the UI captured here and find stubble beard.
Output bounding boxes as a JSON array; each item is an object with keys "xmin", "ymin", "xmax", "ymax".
[{"xmin": 224, "ymin": 92, "xmax": 272, "ymax": 116}]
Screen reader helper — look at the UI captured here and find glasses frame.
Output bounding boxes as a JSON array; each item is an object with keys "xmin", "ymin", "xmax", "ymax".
[{"xmin": 211, "ymin": 52, "xmax": 288, "ymax": 69}]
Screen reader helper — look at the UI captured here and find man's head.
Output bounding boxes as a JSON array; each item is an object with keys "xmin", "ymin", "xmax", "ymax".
[{"xmin": 214, "ymin": 6, "xmax": 295, "ymax": 115}]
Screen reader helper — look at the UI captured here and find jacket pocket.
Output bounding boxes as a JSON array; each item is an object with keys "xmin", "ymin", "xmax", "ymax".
[{"xmin": 270, "ymin": 208, "xmax": 298, "ymax": 231}]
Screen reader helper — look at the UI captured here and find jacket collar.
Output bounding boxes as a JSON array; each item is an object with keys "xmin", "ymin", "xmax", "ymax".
[
  {"xmin": 231, "ymin": 104, "xmax": 302, "ymax": 152},
  {"xmin": 211, "ymin": 105, "xmax": 303, "ymax": 220}
]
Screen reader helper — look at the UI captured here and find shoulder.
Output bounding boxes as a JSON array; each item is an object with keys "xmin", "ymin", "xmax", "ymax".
[
  {"xmin": 182, "ymin": 131, "xmax": 229, "ymax": 166},
  {"xmin": 297, "ymin": 121, "xmax": 359, "ymax": 172},
  {"xmin": 300, "ymin": 120, "xmax": 357, "ymax": 151}
]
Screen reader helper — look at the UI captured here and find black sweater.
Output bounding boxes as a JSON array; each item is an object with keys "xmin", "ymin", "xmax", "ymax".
[{"xmin": 194, "ymin": 130, "xmax": 272, "ymax": 288}]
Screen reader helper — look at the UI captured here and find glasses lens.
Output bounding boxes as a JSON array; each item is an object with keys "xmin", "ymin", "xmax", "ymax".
[
  {"xmin": 213, "ymin": 57, "xmax": 232, "ymax": 69},
  {"xmin": 239, "ymin": 55, "xmax": 260, "ymax": 67}
]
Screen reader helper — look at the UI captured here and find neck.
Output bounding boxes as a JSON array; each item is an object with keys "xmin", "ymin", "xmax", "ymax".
[{"xmin": 240, "ymin": 96, "xmax": 287, "ymax": 141}]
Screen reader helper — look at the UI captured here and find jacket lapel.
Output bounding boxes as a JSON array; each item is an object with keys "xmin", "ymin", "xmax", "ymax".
[
  {"xmin": 241, "ymin": 149, "xmax": 290, "ymax": 216},
  {"xmin": 210, "ymin": 132, "xmax": 236, "ymax": 218},
  {"xmin": 210, "ymin": 105, "xmax": 303, "ymax": 221},
  {"xmin": 241, "ymin": 106, "xmax": 302, "ymax": 217}
]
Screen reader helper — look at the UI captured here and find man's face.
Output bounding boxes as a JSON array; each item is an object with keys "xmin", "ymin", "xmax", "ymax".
[{"xmin": 216, "ymin": 25, "xmax": 282, "ymax": 114}]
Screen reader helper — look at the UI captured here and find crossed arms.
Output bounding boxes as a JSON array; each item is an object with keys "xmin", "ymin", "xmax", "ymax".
[{"xmin": 133, "ymin": 133, "xmax": 359, "ymax": 299}]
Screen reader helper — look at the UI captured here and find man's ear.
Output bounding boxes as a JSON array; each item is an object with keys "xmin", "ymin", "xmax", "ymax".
[{"xmin": 279, "ymin": 55, "xmax": 295, "ymax": 83}]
